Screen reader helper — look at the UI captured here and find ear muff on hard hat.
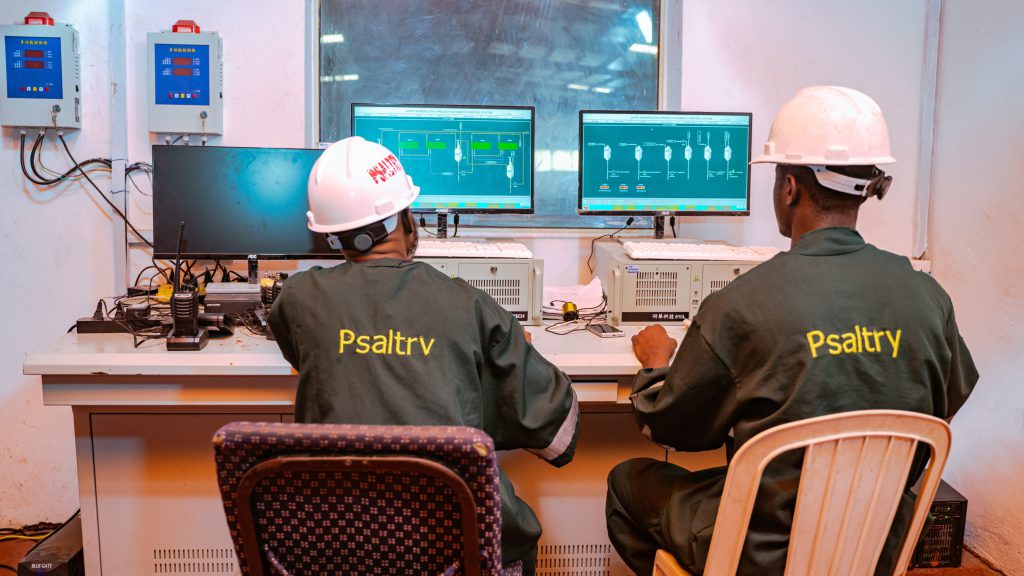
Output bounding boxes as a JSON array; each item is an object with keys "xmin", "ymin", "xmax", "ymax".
[
  {"xmin": 810, "ymin": 166, "xmax": 893, "ymax": 200},
  {"xmin": 324, "ymin": 213, "xmax": 400, "ymax": 253}
]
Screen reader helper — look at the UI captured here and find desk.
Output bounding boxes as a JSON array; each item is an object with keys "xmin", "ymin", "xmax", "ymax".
[{"xmin": 25, "ymin": 326, "xmax": 726, "ymax": 576}]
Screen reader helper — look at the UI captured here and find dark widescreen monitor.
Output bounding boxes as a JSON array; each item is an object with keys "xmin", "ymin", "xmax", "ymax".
[
  {"xmin": 578, "ymin": 110, "xmax": 752, "ymax": 216},
  {"xmin": 351, "ymin": 104, "xmax": 534, "ymax": 214},
  {"xmin": 152, "ymin": 145, "xmax": 341, "ymax": 260}
]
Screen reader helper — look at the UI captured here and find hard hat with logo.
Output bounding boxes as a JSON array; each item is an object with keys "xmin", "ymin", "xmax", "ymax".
[
  {"xmin": 752, "ymin": 85, "xmax": 896, "ymax": 199},
  {"xmin": 307, "ymin": 136, "xmax": 419, "ymax": 235}
]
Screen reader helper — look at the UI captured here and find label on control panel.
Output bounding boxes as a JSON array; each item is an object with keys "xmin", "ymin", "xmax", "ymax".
[
  {"xmin": 510, "ymin": 311, "xmax": 528, "ymax": 321},
  {"xmin": 4, "ymin": 36, "xmax": 62, "ymax": 99},
  {"xmin": 154, "ymin": 43, "xmax": 210, "ymax": 106},
  {"xmin": 622, "ymin": 311, "xmax": 689, "ymax": 322}
]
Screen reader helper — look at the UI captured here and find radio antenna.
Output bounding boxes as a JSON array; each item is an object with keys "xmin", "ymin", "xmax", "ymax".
[{"xmin": 174, "ymin": 220, "xmax": 185, "ymax": 292}]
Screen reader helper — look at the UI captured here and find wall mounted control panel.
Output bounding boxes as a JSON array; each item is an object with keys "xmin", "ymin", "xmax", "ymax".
[
  {"xmin": 0, "ymin": 21, "xmax": 80, "ymax": 128},
  {"xmin": 147, "ymin": 26, "xmax": 223, "ymax": 135}
]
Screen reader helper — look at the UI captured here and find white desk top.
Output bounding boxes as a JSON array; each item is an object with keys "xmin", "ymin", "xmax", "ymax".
[{"xmin": 24, "ymin": 325, "xmax": 687, "ymax": 378}]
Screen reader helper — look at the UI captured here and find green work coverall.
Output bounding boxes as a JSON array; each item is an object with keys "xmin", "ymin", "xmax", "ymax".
[
  {"xmin": 269, "ymin": 258, "xmax": 579, "ymax": 573},
  {"xmin": 606, "ymin": 227, "xmax": 978, "ymax": 575}
]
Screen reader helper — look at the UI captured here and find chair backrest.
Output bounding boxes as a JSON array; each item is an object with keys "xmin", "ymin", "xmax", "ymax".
[
  {"xmin": 702, "ymin": 410, "xmax": 951, "ymax": 576},
  {"xmin": 213, "ymin": 422, "xmax": 506, "ymax": 576}
]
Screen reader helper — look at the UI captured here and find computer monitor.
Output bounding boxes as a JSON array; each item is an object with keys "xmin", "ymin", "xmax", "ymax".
[
  {"xmin": 152, "ymin": 145, "xmax": 340, "ymax": 260},
  {"xmin": 351, "ymin": 104, "xmax": 534, "ymax": 214},
  {"xmin": 578, "ymin": 110, "xmax": 752, "ymax": 215}
]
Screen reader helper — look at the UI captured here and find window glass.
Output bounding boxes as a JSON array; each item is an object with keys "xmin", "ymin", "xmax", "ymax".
[{"xmin": 319, "ymin": 0, "xmax": 660, "ymax": 228}]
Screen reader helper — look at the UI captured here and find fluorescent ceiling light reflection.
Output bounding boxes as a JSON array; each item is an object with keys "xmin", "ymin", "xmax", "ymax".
[
  {"xmin": 593, "ymin": 87, "xmax": 613, "ymax": 94},
  {"xmin": 321, "ymin": 33, "xmax": 345, "ymax": 44},
  {"xmin": 535, "ymin": 149, "xmax": 578, "ymax": 172},
  {"xmin": 566, "ymin": 83, "xmax": 590, "ymax": 91},
  {"xmin": 629, "ymin": 43, "xmax": 658, "ymax": 55},
  {"xmin": 635, "ymin": 11, "xmax": 653, "ymax": 44},
  {"xmin": 320, "ymin": 74, "xmax": 360, "ymax": 82}
]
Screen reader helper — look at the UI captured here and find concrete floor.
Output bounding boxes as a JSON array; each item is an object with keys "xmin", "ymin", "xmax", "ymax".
[{"xmin": 0, "ymin": 537, "xmax": 1004, "ymax": 575}]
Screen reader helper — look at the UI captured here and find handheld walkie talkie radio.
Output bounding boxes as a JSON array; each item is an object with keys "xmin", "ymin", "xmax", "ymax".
[
  {"xmin": 259, "ymin": 272, "xmax": 288, "ymax": 341},
  {"xmin": 166, "ymin": 221, "xmax": 209, "ymax": 351}
]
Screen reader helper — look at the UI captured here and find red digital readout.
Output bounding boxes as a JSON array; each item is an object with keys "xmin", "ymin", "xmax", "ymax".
[
  {"xmin": 172, "ymin": 57, "xmax": 192, "ymax": 66},
  {"xmin": 25, "ymin": 61, "xmax": 44, "ymax": 69},
  {"xmin": 173, "ymin": 68, "xmax": 193, "ymax": 77},
  {"xmin": 25, "ymin": 50, "xmax": 44, "ymax": 58}
]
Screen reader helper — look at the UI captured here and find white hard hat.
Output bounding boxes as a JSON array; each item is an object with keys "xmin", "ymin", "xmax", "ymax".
[
  {"xmin": 306, "ymin": 136, "xmax": 420, "ymax": 234},
  {"xmin": 751, "ymin": 85, "xmax": 896, "ymax": 167}
]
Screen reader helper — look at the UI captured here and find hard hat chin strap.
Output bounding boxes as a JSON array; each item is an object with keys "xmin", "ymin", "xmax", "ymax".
[
  {"xmin": 810, "ymin": 166, "xmax": 892, "ymax": 200},
  {"xmin": 325, "ymin": 213, "xmax": 400, "ymax": 253}
]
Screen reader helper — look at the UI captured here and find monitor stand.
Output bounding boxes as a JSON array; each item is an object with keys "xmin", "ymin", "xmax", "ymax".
[
  {"xmin": 247, "ymin": 255, "xmax": 259, "ymax": 283},
  {"xmin": 653, "ymin": 215, "xmax": 667, "ymax": 239},
  {"xmin": 436, "ymin": 213, "xmax": 449, "ymax": 239}
]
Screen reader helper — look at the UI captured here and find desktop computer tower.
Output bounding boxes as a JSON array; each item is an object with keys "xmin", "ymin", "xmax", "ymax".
[
  {"xmin": 417, "ymin": 257, "xmax": 544, "ymax": 326},
  {"xmin": 594, "ymin": 241, "xmax": 763, "ymax": 326},
  {"xmin": 911, "ymin": 479, "xmax": 967, "ymax": 569}
]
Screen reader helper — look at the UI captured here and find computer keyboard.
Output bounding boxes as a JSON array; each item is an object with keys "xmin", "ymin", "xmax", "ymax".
[
  {"xmin": 416, "ymin": 239, "xmax": 534, "ymax": 259},
  {"xmin": 621, "ymin": 241, "xmax": 781, "ymax": 261}
]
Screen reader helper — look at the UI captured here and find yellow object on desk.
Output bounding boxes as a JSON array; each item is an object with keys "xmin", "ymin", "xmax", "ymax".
[{"xmin": 155, "ymin": 283, "xmax": 173, "ymax": 303}]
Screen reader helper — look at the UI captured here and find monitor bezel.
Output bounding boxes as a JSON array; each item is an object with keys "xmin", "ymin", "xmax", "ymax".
[
  {"xmin": 151, "ymin": 144, "xmax": 345, "ymax": 261},
  {"xmin": 350, "ymin": 102, "xmax": 536, "ymax": 215},
  {"xmin": 577, "ymin": 109, "xmax": 753, "ymax": 217}
]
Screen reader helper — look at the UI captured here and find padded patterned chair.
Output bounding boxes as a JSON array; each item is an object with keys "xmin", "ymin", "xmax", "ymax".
[{"xmin": 213, "ymin": 422, "xmax": 524, "ymax": 576}]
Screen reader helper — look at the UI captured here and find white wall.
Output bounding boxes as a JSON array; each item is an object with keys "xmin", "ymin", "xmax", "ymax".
[
  {"xmin": 675, "ymin": 0, "xmax": 928, "ymax": 256},
  {"xmin": 0, "ymin": 0, "xmax": 113, "ymax": 524},
  {"xmin": 929, "ymin": 1, "xmax": 1024, "ymax": 572}
]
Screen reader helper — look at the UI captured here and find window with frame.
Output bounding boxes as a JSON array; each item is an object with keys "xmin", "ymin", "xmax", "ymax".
[{"xmin": 318, "ymin": 0, "xmax": 662, "ymax": 228}]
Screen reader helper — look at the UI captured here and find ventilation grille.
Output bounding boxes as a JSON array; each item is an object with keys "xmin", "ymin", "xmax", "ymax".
[
  {"xmin": 707, "ymin": 279, "xmax": 731, "ymax": 294},
  {"xmin": 635, "ymin": 272, "xmax": 679, "ymax": 308},
  {"xmin": 469, "ymin": 278, "xmax": 522, "ymax": 306},
  {"xmin": 537, "ymin": 544, "xmax": 613, "ymax": 575},
  {"xmin": 153, "ymin": 548, "xmax": 236, "ymax": 574},
  {"xmin": 636, "ymin": 271, "xmax": 678, "ymax": 281}
]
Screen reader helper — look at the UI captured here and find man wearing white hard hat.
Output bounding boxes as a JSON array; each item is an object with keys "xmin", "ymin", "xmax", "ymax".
[
  {"xmin": 268, "ymin": 136, "xmax": 579, "ymax": 574},
  {"xmin": 606, "ymin": 86, "xmax": 977, "ymax": 575}
]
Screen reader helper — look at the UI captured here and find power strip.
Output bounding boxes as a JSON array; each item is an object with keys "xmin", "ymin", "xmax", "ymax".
[{"xmin": 75, "ymin": 303, "xmax": 169, "ymax": 334}]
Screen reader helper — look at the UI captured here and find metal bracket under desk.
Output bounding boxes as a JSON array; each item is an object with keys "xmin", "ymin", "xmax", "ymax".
[{"xmin": 567, "ymin": 375, "xmax": 635, "ymax": 411}]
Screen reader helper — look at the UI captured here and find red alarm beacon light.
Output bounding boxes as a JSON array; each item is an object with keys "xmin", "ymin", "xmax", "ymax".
[
  {"xmin": 24, "ymin": 12, "xmax": 55, "ymax": 26},
  {"xmin": 172, "ymin": 20, "xmax": 201, "ymax": 34}
]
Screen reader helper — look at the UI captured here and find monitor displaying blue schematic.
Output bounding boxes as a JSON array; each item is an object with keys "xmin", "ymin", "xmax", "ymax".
[
  {"xmin": 579, "ymin": 111, "xmax": 751, "ymax": 215},
  {"xmin": 351, "ymin": 104, "xmax": 534, "ymax": 213}
]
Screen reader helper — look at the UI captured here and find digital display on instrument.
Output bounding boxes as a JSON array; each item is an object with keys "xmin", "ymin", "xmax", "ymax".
[
  {"xmin": 154, "ymin": 43, "xmax": 209, "ymax": 105},
  {"xmin": 4, "ymin": 35, "xmax": 63, "ymax": 99}
]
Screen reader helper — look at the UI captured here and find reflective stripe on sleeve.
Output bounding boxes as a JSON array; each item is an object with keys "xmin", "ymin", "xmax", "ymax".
[{"xmin": 527, "ymin": 391, "xmax": 579, "ymax": 462}]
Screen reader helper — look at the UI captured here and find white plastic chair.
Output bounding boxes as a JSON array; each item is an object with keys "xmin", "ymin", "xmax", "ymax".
[{"xmin": 653, "ymin": 410, "xmax": 951, "ymax": 576}]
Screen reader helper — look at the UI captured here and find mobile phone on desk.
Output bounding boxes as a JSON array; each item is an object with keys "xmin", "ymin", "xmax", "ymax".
[{"xmin": 587, "ymin": 323, "xmax": 624, "ymax": 338}]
